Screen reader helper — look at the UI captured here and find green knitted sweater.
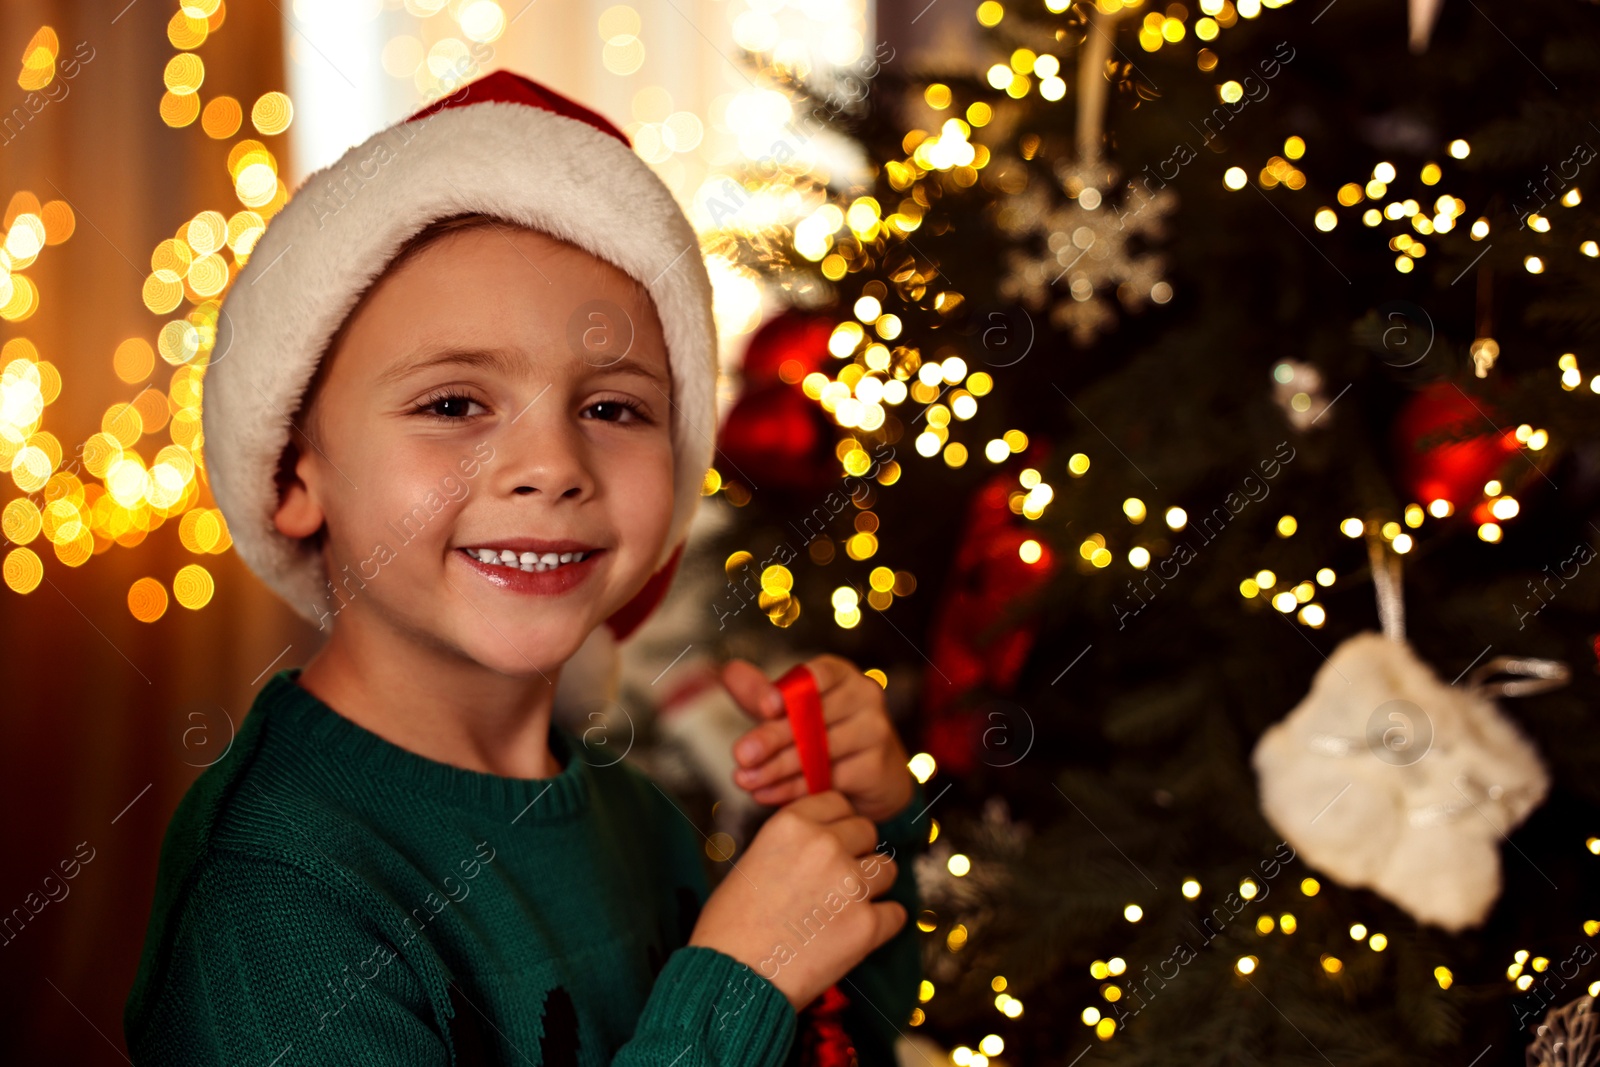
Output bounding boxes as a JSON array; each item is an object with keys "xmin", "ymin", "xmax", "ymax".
[{"xmin": 124, "ymin": 667, "xmax": 927, "ymax": 1067}]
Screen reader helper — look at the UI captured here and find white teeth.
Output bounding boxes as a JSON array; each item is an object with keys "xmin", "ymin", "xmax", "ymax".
[{"xmin": 465, "ymin": 548, "xmax": 589, "ymax": 573}]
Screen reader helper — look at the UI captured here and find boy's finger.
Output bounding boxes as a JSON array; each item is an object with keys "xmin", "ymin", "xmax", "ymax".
[
  {"xmin": 861, "ymin": 848, "xmax": 900, "ymax": 888},
  {"xmin": 803, "ymin": 655, "xmax": 862, "ymax": 696},
  {"xmin": 736, "ymin": 712, "xmax": 880, "ymax": 779},
  {"xmin": 734, "ymin": 683, "xmax": 879, "ymax": 766},
  {"xmin": 779, "ymin": 788, "xmax": 854, "ymax": 823},
  {"xmin": 770, "ymin": 659, "xmax": 870, "ymax": 722},
  {"xmin": 734, "ymin": 735, "xmax": 801, "ymax": 783},
  {"xmin": 811, "ymin": 656, "xmax": 889, "ymax": 711},
  {"xmin": 732, "ymin": 675, "xmax": 870, "ymax": 767},
  {"xmin": 824, "ymin": 813, "xmax": 881, "ymax": 857},
  {"xmin": 818, "ymin": 710, "xmax": 885, "ymax": 762},
  {"xmin": 720, "ymin": 658, "xmax": 784, "ymax": 719},
  {"xmin": 869, "ymin": 901, "xmax": 908, "ymax": 950},
  {"xmin": 743, "ymin": 773, "xmax": 808, "ymax": 808},
  {"xmin": 733, "ymin": 718, "xmax": 793, "ymax": 767}
]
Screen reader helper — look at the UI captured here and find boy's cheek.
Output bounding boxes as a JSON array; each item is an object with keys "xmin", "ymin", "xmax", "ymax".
[{"xmin": 608, "ymin": 444, "xmax": 675, "ymax": 533}]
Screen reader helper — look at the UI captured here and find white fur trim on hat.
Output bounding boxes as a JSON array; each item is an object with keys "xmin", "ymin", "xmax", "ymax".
[{"xmin": 203, "ymin": 97, "xmax": 716, "ymax": 627}]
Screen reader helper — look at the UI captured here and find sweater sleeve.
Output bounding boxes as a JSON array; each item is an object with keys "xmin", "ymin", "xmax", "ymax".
[
  {"xmin": 609, "ymin": 943, "xmax": 798, "ymax": 1067},
  {"xmin": 837, "ymin": 776, "xmax": 929, "ymax": 1067},
  {"xmin": 619, "ymin": 777, "xmax": 800, "ymax": 1067},
  {"xmin": 625, "ymin": 769, "xmax": 923, "ymax": 1067},
  {"xmin": 127, "ymin": 854, "xmax": 451, "ymax": 1067}
]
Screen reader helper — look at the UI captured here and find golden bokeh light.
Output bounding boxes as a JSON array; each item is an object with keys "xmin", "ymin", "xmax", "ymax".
[
  {"xmin": 168, "ymin": 9, "xmax": 210, "ymax": 49},
  {"xmin": 163, "ymin": 52, "xmax": 204, "ymax": 95},
  {"xmin": 173, "ymin": 563, "xmax": 214, "ymax": 609},
  {"xmin": 39, "ymin": 200, "xmax": 74, "ymax": 244},
  {"xmin": 3, "ymin": 546, "xmax": 43, "ymax": 593},
  {"xmin": 1, "ymin": 274, "xmax": 40, "ymax": 321},
  {"xmin": 129, "ymin": 577, "xmax": 169, "ymax": 622},
  {"xmin": 18, "ymin": 27, "xmax": 59, "ymax": 93},
  {"xmin": 201, "ymin": 96, "xmax": 242, "ymax": 139},
  {"xmin": 115, "ymin": 337, "xmax": 156, "ymax": 383},
  {"xmin": 251, "ymin": 91, "xmax": 293, "ymax": 136},
  {"xmin": 2, "ymin": 497, "xmax": 42, "ymax": 544},
  {"xmin": 142, "ymin": 270, "xmax": 185, "ymax": 313}
]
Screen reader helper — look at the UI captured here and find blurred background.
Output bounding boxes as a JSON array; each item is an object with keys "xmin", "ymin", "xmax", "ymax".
[{"xmin": 4, "ymin": 0, "xmax": 1600, "ymax": 1064}]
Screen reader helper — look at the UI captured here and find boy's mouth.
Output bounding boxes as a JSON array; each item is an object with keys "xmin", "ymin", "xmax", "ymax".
[{"xmin": 457, "ymin": 544, "xmax": 600, "ymax": 574}]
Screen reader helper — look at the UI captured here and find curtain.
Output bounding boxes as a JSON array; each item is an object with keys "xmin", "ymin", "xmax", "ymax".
[{"xmin": 0, "ymin": 3, "xmax": 294, "ymax": 1061}]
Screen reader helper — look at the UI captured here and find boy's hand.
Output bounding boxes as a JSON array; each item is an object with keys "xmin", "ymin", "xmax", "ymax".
[
  {"xmin": 722, "ymin": 656, "xmax": 915, "ymax": 824},
  {"xmin": 687, "ymin": 789, "xmax": 906, "ymax": 1012}
]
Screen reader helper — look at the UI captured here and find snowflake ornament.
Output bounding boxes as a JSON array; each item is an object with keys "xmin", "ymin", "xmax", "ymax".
[{"xmin": 995, "ymin": 158, "xmax": 1175, "ymax": 346}]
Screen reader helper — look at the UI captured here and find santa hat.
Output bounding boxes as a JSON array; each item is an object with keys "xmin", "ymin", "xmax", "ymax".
[{"xmin": 202, "ymin": 69, "xmax": 715, "ymax": 650}]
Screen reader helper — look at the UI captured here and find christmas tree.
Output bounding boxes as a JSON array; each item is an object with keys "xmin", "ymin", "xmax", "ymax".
[{"xmin": 694, "ymin": 0, "xmax": 1600, "ymax": 1062}]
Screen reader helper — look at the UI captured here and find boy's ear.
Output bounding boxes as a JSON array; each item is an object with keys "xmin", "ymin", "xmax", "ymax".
[{"xmin": 271, "ymin": 437, "xmax": 326, "ymax": 541}]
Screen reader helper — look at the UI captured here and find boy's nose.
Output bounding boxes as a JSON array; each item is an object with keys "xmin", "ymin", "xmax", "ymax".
[{"xmin": 493, "ymin": 407, "xmax": 595, "ymax": 503}]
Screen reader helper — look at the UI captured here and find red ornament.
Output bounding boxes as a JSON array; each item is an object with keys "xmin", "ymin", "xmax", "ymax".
[
  {"xmin": 740, "ymin": 309, "xmax": 835, "ymax": 387},
  {"xmin": 921, "ymin": 465, "xmax": 1059, "ymax": 776},
  {"xmin": 1392, "ymin": 381, "xmax": 1521, "ymax": 510},
  {"xmin": 717, "ymin": 384, "xmax": 837, "ymax": 495},
  {"xmin": 716, "ymin": 310, "xmax": 844, "ymax": 495}
]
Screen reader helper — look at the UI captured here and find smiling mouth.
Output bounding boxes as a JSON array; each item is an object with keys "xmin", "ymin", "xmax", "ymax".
[{"xmin": 459, "ymin": 547, "xmax": 598, "ymax": 574}]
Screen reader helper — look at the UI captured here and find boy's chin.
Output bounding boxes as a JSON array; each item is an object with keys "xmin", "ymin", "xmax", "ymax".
[{"xmin": 458, "ymin": 625, "xmax": 589, "ymax": 680}]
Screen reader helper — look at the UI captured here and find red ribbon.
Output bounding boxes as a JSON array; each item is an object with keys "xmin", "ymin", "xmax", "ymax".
[
  {"xmin": 776, "ymin": 663, "xmax": 831, "ymax": 795},
  {"xmin": 773, "ymin": 662, "xmax": 857, "ymax": 1067}
]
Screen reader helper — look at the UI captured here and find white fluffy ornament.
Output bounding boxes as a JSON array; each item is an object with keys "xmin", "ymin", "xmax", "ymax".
[{"xmin": 1252, "ymin": 630, "xmax": 1552, "ymax": 932}]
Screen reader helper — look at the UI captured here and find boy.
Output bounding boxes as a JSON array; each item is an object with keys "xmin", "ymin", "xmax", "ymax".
[{"xmin": 124, "ymin": 71, "xmax": 928, "ymax": 1066}]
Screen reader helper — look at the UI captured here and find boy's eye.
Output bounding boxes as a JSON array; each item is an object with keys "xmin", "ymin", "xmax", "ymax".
[
  {"xmin": 410, "ymin": 392, "xmax": 649, "ymax": 424},
  {"xmin": 583, "ymin": 399, "xmax": 647, "ymax": 423},
  {"xmin": 412, "ymin": 390, "xmax": 485, "ymax": 421}
]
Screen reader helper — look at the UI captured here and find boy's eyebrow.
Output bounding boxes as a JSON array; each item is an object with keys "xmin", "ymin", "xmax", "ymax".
[
  {"xmin": 375, "ymin": 345, "xmax": 671, "ymax": 390},
  {"xmin": 376, "ymin": 346, "xmax": 523, "ymax": 389}
]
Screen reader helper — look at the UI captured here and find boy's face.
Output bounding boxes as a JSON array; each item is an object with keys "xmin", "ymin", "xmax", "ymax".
[{"xmin": 273, "ymin": 224, "xmax": 677, "ymax": 678}]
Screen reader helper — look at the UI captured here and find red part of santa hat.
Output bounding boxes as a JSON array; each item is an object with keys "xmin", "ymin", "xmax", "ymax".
[
  {"xmin": 407, "ymin": 68, "xmax": 630, "ymax": 142},
  {"xmin": 203, "ymin": 69, "xmax": 715, "ymax": 637}
]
